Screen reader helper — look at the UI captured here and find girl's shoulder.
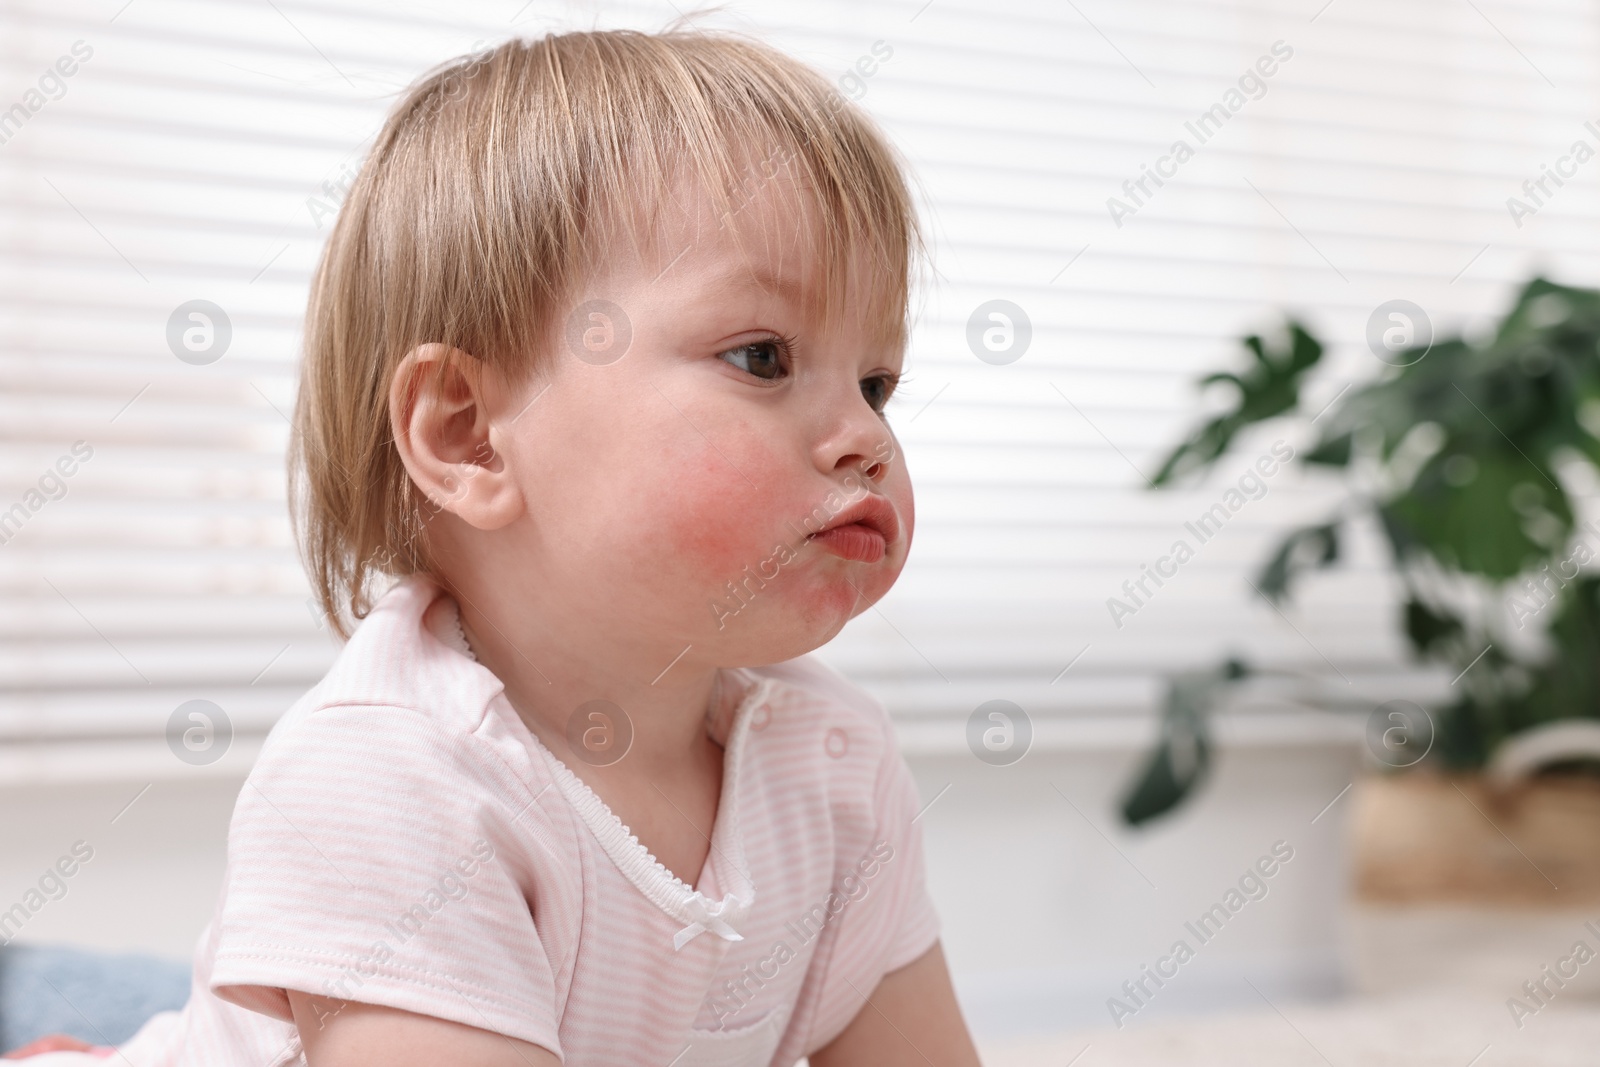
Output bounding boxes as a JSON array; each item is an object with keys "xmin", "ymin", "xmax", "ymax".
[
  {"xmin": 246, "ymin": 574, "xmax": 535, "ymax": 804},
  {"xmin": 292, "ymin": 573, "xmax": 501, "ymax": 727}
]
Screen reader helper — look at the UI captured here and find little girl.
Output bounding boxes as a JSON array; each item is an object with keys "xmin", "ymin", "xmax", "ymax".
[{"xmin": 9, "ymin": 27, "xmax": 981, "ymax": 1067}]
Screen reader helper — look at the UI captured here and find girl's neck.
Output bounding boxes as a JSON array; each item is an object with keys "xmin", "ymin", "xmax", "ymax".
[{"xmin": 448, "ymin": 585, "xmax": 726, "ymax": 780}]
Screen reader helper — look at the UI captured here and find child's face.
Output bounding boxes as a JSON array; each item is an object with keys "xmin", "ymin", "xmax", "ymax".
[{"xmin": 483, "ymin": 170, "xmax": 913, "ymax": 666}]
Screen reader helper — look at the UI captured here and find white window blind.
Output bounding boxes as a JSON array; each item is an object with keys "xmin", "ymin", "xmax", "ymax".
[{"xmin": 1, "ymin": 0, "xmax": 1596, "ymax": 761}]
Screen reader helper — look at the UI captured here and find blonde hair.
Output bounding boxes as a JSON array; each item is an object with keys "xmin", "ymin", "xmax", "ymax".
[{"xmin": 291, "ymin": 28, "xmax": 922, "ymax": 638}]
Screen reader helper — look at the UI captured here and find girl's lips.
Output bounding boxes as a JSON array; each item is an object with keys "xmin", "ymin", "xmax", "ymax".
[
  {"xmin": 810, "ymin": 523, "xmax": 887, "ymax": 563},
  {"xmin": 806, "ymin": 491, "xmax": 899, "ymax": 563}
]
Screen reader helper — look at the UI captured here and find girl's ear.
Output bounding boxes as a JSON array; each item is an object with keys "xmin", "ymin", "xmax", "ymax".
[{"xmin": 389, "ymin": 343, "xmax": 525, "ymax": 531}]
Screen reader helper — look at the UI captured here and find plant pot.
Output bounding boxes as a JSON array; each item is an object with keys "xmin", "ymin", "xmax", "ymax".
[
  {"xmin": 1348, "ymin": 737, "xmax": 1600, "ymax": 1002},
  {"xmin": 1353, "ymin": 774, "xmax": 1600, "ymax": 906}
]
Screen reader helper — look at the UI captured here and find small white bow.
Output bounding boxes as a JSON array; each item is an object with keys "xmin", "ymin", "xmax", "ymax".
[{"xmin": 673, "ymin": 893, "xmax": 750, "ymax": 951}]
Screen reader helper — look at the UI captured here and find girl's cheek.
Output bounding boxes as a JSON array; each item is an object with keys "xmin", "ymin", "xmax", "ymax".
[
  {"xmin": 656, "ymin": 447, "xmax": 789, "ymax": 578},
  {"xmin": 896, "ymin": 479, "xmax": 915, "ymax": 551}
]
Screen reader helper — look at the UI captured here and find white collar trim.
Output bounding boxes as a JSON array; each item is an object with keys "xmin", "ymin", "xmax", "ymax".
[
  {"xmin": 530, "ymin": 673, "xmax": 774, "ymax": 951},
  {"xmin": 441, "ymin": 595, "xmax": 773, "ymax": 951}
]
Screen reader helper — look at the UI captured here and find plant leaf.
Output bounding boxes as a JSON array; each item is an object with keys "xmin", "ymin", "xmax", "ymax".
[
  {"xmin": 1151, "ymin": 323, "xmax": 1323, "ymax": 486},
  {"xmin": 1255, "ymin": 522, "xmax": 1340, "ymax": 603},
  {"xmin": 1120, "ymin": 661, "xmax": 1247, "ymax": 826},
  {"xmin": 1303, "ymin": 432, "xmax": 1352, "ymax": 467},
  {"xmin": 1402, "ymin": 598, "xmax": 1464, "ymax": 656}
]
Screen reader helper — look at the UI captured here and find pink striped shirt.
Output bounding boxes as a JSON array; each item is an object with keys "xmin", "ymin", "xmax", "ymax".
[{"xmin": 32, "ymin": 574, "xmax": 939, "ymax": 1066}]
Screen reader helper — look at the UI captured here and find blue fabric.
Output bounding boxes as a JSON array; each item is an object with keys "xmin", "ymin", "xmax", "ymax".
[{"xmin": 0, "ymin": 942, "xmax": 190, "ymax": 1050}]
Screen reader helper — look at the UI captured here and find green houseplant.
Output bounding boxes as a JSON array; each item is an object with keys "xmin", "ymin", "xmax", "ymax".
[{"xmin": 1121, "ymin": 277, "xmax": 1600, "ymax": 826}]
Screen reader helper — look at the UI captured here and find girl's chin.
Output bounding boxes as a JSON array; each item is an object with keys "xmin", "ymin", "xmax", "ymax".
[
  {"xmin": 703, "ymin": 593, "xmax": 861, "ymax": 664},
  {"xmin": 697, "ymin": 558, "xmax": 903, "ymax": 656},
  {"xmin": 780, "ymin": 574, "xmax": 893, "ymax": 642}
]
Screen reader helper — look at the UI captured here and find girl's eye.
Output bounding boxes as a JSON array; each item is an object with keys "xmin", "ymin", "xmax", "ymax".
[
  {"xmin": 718, "ymin": 339, "xmax": 787, "ymax": 381},
  {"xmin": 860, "ymin": 374, "xmax": 898, "ymax": 414}
]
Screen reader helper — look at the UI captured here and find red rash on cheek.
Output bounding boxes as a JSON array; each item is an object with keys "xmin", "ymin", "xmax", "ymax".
[
  {"xmin": 652, "ymin": 426, "xmax": 914, "ymax": 637},
  {"xmin": 660, "ymin": 452, "xmax": 790, "ymax": 581}
]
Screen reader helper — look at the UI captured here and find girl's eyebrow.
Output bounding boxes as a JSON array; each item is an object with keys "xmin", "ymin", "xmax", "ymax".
[{"xmin": 697, "ymin": 263, "xmax": 806, "ymax": 305}]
